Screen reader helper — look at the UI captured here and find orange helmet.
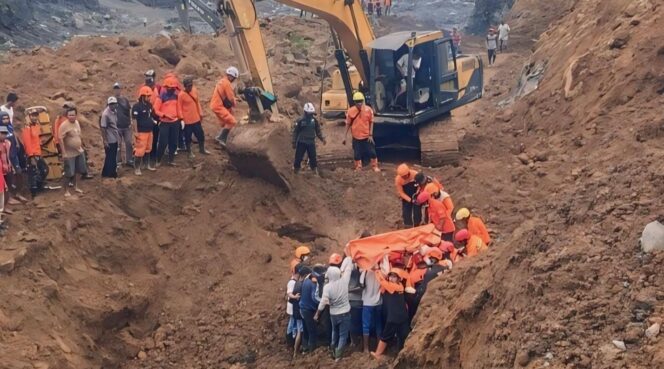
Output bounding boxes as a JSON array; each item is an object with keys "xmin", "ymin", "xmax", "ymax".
[
  {"xmin": 328, "ymin": 253, "xmax": 343, "ymax": 265},
  {"xmin": 138, "ymin": 86, "xmax": 153, "ymax": 97},
  {"xmin": 388, "ymin": 267, "xmax": 409, "ymax": 281},
  {"xmin": 424, "ymin": 183, "xmax": 439, "ymax": 195},
  {"xmin": 163, "ymin": 77, "xmax": 179, "ymax": 88},
  {"xmin": 397, "ymin": 163, "xmax": 410, "ymax": 177},
  {"xmin": 295, "ymin": 246, "xmax": 310, "ymax": 259}
]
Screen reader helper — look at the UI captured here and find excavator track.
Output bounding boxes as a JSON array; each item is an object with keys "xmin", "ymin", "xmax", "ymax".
[{"xmin": 418, "ymin": 115, "xmax": 461, "ymax": 167}]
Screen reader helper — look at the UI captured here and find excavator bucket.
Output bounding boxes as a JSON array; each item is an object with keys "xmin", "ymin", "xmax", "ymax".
[{"xmin": 226, "ymin": 123, "xmax": 293, "ymax": 192}]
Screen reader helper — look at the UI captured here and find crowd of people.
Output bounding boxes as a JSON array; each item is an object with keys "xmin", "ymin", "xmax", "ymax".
[{"xmin": 284, "ymin": 164, "xmax": 491, "ymax": 361}]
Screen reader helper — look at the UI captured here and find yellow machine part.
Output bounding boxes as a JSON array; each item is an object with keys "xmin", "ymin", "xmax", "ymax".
[
  {"xmin": 33, "ymin": 109, "xmax": 62, "ymax": 180},
  {"xmin": 321, "ymin": 66, "xmax": 363, "ymax": 116}
]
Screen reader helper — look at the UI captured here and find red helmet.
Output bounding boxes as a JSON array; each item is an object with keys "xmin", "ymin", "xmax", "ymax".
[{"xmin": 328, "ymin": 253, "xmax": 343, "ymax": 265}]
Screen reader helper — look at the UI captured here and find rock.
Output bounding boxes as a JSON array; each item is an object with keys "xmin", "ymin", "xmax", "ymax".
[
  {"xmin": 32, "ymin": 362, "xmax": 49, "ymax": 369},
  {"xmin": 282, "ymin": 53, "xmax": 295, "ymax": 63},
  {"xmin": 612, "ymin": 340, "xmax": 626, "ymax": 351},
  {"xmin": 73, "ymin": 14, "xmax": 85, "ymax": 29},
  {"xmin": 137, "ymin": 350, "xmax": 147, "ymax": 360},
  {"xmin": 55, "ymin": 335, "xmax": 72, "ymax": 353},
  {"xmin": 645, "ymin": 323, "xmax": 660, "ymax": 338},
  {"xmin": 499, "ymin": 108, "xmax": 513, "ymax": 122},
  {"xmin": 149, "ymin": 35, "xmax": 181, "ymax": 65},
  {"xmin": 175, "ymin": 58, "xmax": 206, "ymax": 78},
  {"xmin": 516, "ymin": 153, "xmax": 530, "ymax": 165},
  {"xmin": 103, "ymin": 14, "xmax": 111, "ymax": 20},
  {"xmin": 78, "ymin": 100, "xmax": 102, "ymax": 114},
  {"xmin": 19, "ymin": 231, "xmax": 39, "ymax": 242},
  {"xmin": 640, "ymin": 221, "xmax": 664, "ymax": 253},
  {"xmin": 515, "ymin": 350, "xmax": 531, "ymax": 366},
  {"xmin": 128, "ymin": 38, "xmax": 143, "ymax": 47},
  {"xmin": 156, "ymin": 232, "xmax": 174, "ymax": 248},
  {"xmin": 608, "ymin": 34, "xmax": 630, "ymax": 49},
  {"xmin": 282, "ymin": 82, "xmax": 302, "ymax": 98},
  {"xmin": 0, "ymin": 247, "xmax": 28, "ymax": 273}
]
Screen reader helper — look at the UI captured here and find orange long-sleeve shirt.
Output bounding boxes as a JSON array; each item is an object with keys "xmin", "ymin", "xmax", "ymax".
[
  {"xmin": 154, "ymin": 90, "xmax": 181, "ymax": 123},
  {"xmin": 394, "ymin": 169, "xmax": 419, "ymax": 202},
  {"xmin": 345, "ymin": 104, "xmax": 374, "ymax": 140},
  {"xmin": 465, "ymin": 235, "xmax": 488, "ymax": 257},
  {"xmin": 22, "ymin": 124, "xmax": 42, "ymax": 157},
  {"xmin": 468, "ymin": 216, "xmax": 491, "ymax": 245},
  {"xmin": 177, "ymin": 87, "xmax": 203, "ymax": 125},
  {"xmin": 210, "ymin": 77, "xmax": 236, "ymax": 114},
  {"xmin": 428, "ymin": 198, "xmax": 455, "ymax": 234}
]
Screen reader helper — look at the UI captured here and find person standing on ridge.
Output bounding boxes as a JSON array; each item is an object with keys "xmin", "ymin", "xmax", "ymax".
[
  {"xmin": 342, "ymin": 92, "xmax": 380, "ymax": 172},
  {"xmin": 58, "ymin": 106, "xmax": 87, "ymax": 197},
  {"xmin": 292, "ymin": 102, "xmax": 326, "ymax": 175},
  {"xmin": 210, "ymin": 66, "xmax": 239, "ymax": 148},
  {"xmin": 486, "ymin": 27, "xmax": 498, "ymax": 65},
  {"xmin": 100, "ymin": 97, "xmax": 120, "ymax": 178},
  {"xmin": 178, "ymin": 76, "xmax": 210, "ymax": 158},
  {"xmin": 498, "ymin": 21, "xmax": 511, "ymax": 52},
  {"xmin": 132, "ymin": 86, "xmax": 158, "ymax": 174},
  {"xmin": 113, "ymin": 82, "xmax": 133, "ymax": 167},
  {"xmin": 154, "ymin": 77, "xmax": 182, "ymax": 166}
]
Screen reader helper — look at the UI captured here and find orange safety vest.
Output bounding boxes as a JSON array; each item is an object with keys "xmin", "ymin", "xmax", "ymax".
[
  {"xmin": 22, "ymin": 124, "xmax": 42, "ymax": 157},
  {"xmin": 465, "ymin": 235, "xmax": 488, "ymax": 257},
  {"xmin": 345, "ymin": 104, "xmax": 374, "ymax": 140}
]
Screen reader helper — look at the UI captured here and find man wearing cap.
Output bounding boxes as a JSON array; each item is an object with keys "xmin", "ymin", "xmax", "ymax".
[
  {"xmin": 113, "ymin": 82, "xmax": 133, "ymax": 167},
  {"xmin": 100, "ymin": 97, "xmax": 120, "ymax": 178},
  {"xmin": 486, "ymin": 27, "xmax": 498, "ymax": 65}
]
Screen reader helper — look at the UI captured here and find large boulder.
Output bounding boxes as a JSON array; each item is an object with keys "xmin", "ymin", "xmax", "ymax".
[
  {"xmin": 175, "ymin": 58, "xmax": 206, "ymax": 78},
  {"xmin": 640, "ymin": 221, "xmax": 664, "ymax": 253},
  {"xmin": 148, "ymin": 34, "xmax": 181, "ymax": 66}
]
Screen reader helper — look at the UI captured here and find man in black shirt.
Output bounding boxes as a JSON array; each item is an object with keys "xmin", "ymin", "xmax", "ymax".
[
  {"xmin": 292, "ymin": 102, "xmax": 326, "ymax": 175},
  {"xmin": 132, "ymin": 87, "xmax": 157, "ymax": 175}
]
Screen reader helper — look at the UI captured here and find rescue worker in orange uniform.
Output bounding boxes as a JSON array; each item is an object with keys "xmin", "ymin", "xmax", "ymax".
[
  {"xmin": 21, "ymin": 109, "xmax": 47, "ymax": 197},
  {"xmin": 210, "ymin": 66, "xmax": 239, "ymax": 147},
  {"xmin": 178, "ymin": 76, "xmax": 210, "ymax": 158},
  {"xmin": 154, "ymin": 76, "xmax": 182, "ymax": 166},
  {"xmin": 425, "ymin": 183, "xmax": 455, "ymax": 241},
  {"xmin": 142, "ymin": 70, "xmax": 161, "ymax": 162},
  {"xmin": 438, "ymin": 240, "xmax": 459, "ymax": 264},
  {"xmin": 342, "ymin": 92, "xmax": 380, "ymax": 172},
  {"xmin": 454, "ymin": 229, "xmax": 488, "ymax": 257},
  {"xmin": 406, "ymin": 247, "xmax": 450, "ymax": 321},
  {"xmin": 417, "ymin": 187, "xmax": 455, "ymax": 241},
  {"xmin": 395, "ymin": 163, "xmax": 421, "ymax": 228},
  {"xmin": 290, "ymin": 245, "xmax": 311, "ymax": 274},
  {"xmin": 455, "ymin": 207, "xmax": 491, "ymax": 245},
  {"xmin": 132, "ymin": 86, "xmax": 157, "ymax": 175}
]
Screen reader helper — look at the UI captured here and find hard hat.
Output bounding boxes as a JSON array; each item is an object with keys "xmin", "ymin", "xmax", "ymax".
[
  {"xmin": 303, "ymin": 102, "xmax": 316, "ymax": 113},
  {"xmin": 107, "ymin": 96, "xmax": 118, "ymax": 105},
  {"xmin": 138, "ymin": 86, "xmax": 153, "ymax": 97},
  {"xmin": 113, "ymin": 82, "xmax": 121, "ymax": 89},
  {"xmin": 328, "ymin": 253, "xmax": 342, "ymax": 265},
  {"xmin": 352, "ymin": 91, "xmax": 365, "ymax": 102},
  {"xmin": 397, "ymin": 163, "xmax": 410, "ymax": 176},
  {"xmin": 145, "ymin": 69, "xmax": 156, "ymax": 77},
  {"xmin": 424, "ymin": 183, "xmax": 439, "ymax": 195},
  {"xmin": 297, "ymin": 265, "xmax": 312, "ymax": 276},
  {"xmin": 295, "ymin": 246, "xmax": 310, "ymax": 259},
  {"xmin": 455, "ymin": 208, "xmax": 470, "ymax": 221},
  {"xmin": 426, "ymin": 248, "xmax": 443, "ymax": 260},
  {"xmin": 226, "ymin": 66, "xmax": 239, "ymax": 78},
  {"xmin": 163, "ymin": 77, "xmax": 179, "ymax": 88},
  {"xmin": 388, "ymin": 267, "xmax": 408, "ymax": 281},
  {"xmin": 455, "ymin": 229, "xmax": 470, "ymax": 242},
  {"xmin": 416, "ymin": 191, "xmax": 430, "ymax": 205}
]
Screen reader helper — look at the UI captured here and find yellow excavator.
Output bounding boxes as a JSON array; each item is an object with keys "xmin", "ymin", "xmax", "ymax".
[{"xmin": 178, "ymin": 0, "xmax": 483, "ymax": 190}]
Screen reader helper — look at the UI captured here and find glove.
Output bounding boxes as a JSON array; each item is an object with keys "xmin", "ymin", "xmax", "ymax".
[{"xmin": 180, "ymin": 121, "xmax": 185, "ymax": 130}]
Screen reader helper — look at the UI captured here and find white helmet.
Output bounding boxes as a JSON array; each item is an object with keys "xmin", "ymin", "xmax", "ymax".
[
  {"xmin": 107, "ymin": 96, "xmax": 118, "ymax": 105},
  {"xmin": 303, "ymin": 102, "xmax": 316, "ymax": 113},
  {"xmin": 226, "ymin": 66, "xmax": 239, "ymax": 78}
]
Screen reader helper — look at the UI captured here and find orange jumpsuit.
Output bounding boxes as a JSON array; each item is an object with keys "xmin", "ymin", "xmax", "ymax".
[
  {"xmin": 468, "ymin": 215, "xmax": 491, "ymax": 245},
  {"xmin": 22, "ymin": 124, "xmax": 42, "ymax": 157},
  {"xmin": 465, "ymin": 235, "xmax": 488, "ymax": 257},
  {"xmin": 210, "ymin": 76, "xmax": 237, "ymax": 129},
  {"xmin": 178, "ymin": 87, "xmax": 203, "ymax": 125},
  {"xmin": 427, "ymin": 198, "xmax": 455, "ymax": 234}
]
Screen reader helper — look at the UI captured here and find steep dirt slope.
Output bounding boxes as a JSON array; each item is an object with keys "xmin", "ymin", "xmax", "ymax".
[{"xmin": 397, "ymin": 0, "xmax": 664, "ymax": 368}]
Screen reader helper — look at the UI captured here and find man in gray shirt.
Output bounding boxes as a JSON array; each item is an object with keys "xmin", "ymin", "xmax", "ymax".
[
  {"xmin": 486, "ymin": 27, "xmax": 498, "ymax": 65},
  {"xmin": 100, "ymin": 97, "xmax": 119, "ymax": 178},
  {"xmin": 113, "ymin": 82, "xmax": 133, "ymax": 166}
]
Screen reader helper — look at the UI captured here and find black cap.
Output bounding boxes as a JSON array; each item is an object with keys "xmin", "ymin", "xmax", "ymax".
[{"xmin": 296, "ymin": 265, "xmax": 311, "ymax": 276}]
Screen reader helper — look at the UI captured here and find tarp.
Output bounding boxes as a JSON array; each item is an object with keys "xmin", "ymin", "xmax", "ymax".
[{"xmin": 344, "ymin": 224, "xmax": 441, "ymax": 270}]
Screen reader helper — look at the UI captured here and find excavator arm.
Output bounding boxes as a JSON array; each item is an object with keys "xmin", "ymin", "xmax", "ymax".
[{"xmin": 177, "ymin": 0, "xmax": 224, "ymax": 33}]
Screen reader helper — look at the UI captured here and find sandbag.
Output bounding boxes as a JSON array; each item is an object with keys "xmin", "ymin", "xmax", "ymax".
[{"xmin": 640, "ymin": 221, "xmax": 664, "ymax": 253}]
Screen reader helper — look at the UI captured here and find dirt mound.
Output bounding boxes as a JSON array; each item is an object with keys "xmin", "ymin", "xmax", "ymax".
[{"xmin": 397, "ymin": 0, "xmax": 664, "ymax": 368}]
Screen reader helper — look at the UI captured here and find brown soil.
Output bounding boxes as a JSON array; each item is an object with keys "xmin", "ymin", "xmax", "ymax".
[{"xmin": 1, "ymin": 1, "xmax": 664, "ymax": 369}]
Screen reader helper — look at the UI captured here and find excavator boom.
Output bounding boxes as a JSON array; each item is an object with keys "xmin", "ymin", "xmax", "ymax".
[{"xmin": 177, "ymin": 0, "xmax": 224, "ymax": 33}]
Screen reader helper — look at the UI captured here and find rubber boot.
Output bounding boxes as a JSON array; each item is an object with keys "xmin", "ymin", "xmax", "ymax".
[
  {"xmin": 363, "ymin": 335, "xmax": 370, "ymax": 353},
  {"xmin": 370, "ymin": 158, "xmax": 380, "ymax": 172},
  {"xmin": 199, "ymin": 142, "xmax": 211, "ymax": 155},
  {"xmin": 312, "ymin": 167, "xmax": 320, "ymax": 177},
  {"xmin": 371, "ymin": 340, "xmax": 387, "ymax": 360},
  {"xmin": 354, "ymin": 160, "xmax": 362, "ymax": 171},
  {"xmin": 334, "ymin": 347, "xmax": 344, "ymax": 362},
  {"xmin": 147, "ymin": 157, "xmax": 157, "ymax": 171},
  {"xmin": 219, "ymin": 129, "xmax": 230, "ymax": 148},
  {"xmin": 134, "ymin": 158, "xmax": 142, "ymax": 176}
]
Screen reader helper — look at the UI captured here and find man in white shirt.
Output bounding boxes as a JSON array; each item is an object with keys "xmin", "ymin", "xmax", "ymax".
[
  {"xmin": 498, "ymin": 21, "xmax": 511, "ymax": 52},
  {"xmin": 0, "ymin": 93, "xmax": 18, "ymax": 124}
]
